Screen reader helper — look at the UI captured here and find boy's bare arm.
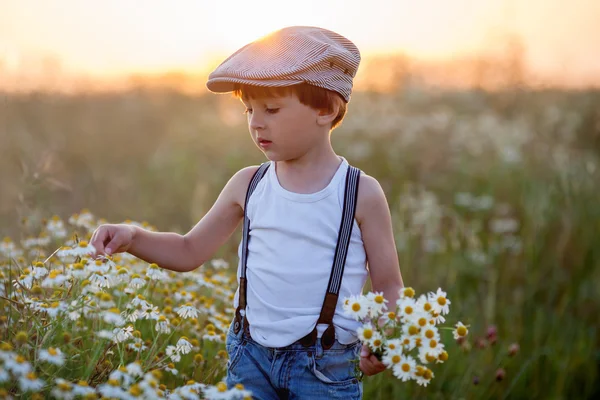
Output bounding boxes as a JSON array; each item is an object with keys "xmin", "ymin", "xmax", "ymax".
[
  {"xmin": 356, "ymin": 174, "xmax": 404, "ymax": 305},
  {"xmin": 92, "ymin": 166, "xmax": 259, "ymax": 272}
]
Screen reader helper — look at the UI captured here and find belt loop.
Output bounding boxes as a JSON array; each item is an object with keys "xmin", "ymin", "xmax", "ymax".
[{"xmin": 315, "ymin": 334, "xmax": 324, "ymax": 359}]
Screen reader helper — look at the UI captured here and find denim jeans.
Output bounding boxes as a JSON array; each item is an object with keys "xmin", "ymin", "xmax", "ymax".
[{"xmin": 225, "ymin": 318, "xmax": 363, "ymax": 400}]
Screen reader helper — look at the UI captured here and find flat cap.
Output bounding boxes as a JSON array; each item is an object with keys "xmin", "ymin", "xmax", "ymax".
[{"xmin": 206, "ymin": 26, "xmax": 361, "ymax": 102}]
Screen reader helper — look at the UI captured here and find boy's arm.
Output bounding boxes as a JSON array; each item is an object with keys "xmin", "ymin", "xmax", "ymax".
[
  {"xmin": 356, "ymin": 174, "xmax": 404, "ymax": 304},
  {"xmin": 355, "ymin": 173, "xmax": 404, "ymax": 376},
  {"xmin": 124, "ymin": 166, "xmax": 259, "ymax": 272}
]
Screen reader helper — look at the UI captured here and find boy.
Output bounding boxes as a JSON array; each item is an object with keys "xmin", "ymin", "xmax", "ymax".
[{"xmin": 91, "ymin": 26, "xmax": 403, "ymax": 399}]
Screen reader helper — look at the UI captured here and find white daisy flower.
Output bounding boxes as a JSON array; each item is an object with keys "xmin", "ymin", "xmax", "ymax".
[
  {"xmin": 128, "ymin": 274, "xmax": 147, "ymax": 289},
  {"xmin": 202, "ymin": 330, "xmax": 222, "ymax": 342},
  {"xmin": 428, "ymin": 288, "xmax": 451, "ymax": 315},
  {"xmin": 126, "ymin": 361, "xmax": 144, "ymax": 377},
  {"xmin": 392, "ymin": 355, "xmax": 417, "ymax": 382},
  {"xmin": 382, "ymin": 351, "xmax": 403, "ymax": 369},
  {"xmin": 90, "ymin": 272, "xmax": 113, "ymax": 288},
  {"xmin": 98, "ymin": 379, "xmax": 128, "ymax": 399},
  {"xmin": 139, "ymin": 305, "xmax": 160, "ymax": 320},
  {"xmin": 420, "ymin": 325, "xmax": 441, "ymax": 343},
  {"xmin": 31, "ymin": 263, "xmax": 48, "ymax": 279},
  {"xmin": 19, "ymin": 372, "xmax": 45, "ymax": 392},
  {"xmin": 41, "ymin": 270, "xmax": 70, "ymax": 288},
  {"xmin": 68, "ymin": 262, "xmax": 89, "ymax": 279},
  {"xmin": 71, "ymin": 380, "xmax": 96, "ymax": 397},
  {"xmin": 415, "ymin": 294, "xmax": 435, "ymax": 315},
  {"xmin": 414, "ymin": 366, "xmax": 434, "ymax": 387},
  {"xmin": 51, "ymin": 378, "xmax": 75, "ymax": 400},
  {"xmin": 0, "ymin": 368, "xmax": 10, "ymax": 383},
  {"xmin": 357, "ymin": 323, "xmax": 375, "ymax": 343},
  {"xmin": 453, "ymin": 321, "xmax": 469, "ymax": 340},
  {"xmin": 87, "ymin": 258, "xmax": 112, "ymax": 274},
  {"xmin": 109, "ymin": 366, "xmax": 134, "ymax": 386},
  {"xmin": 166, "ymin": 345, "xmax": 181, "ymax": 363},
  {"xmin": 399, "ymin": 333, "xmax": 417, "ymax": 352},
  {"xmin": 384, "ymin": 339, "xmax": 403, "ymax": 354},
  {"xmin": 155, "ymin": 315, "xmax": 171, "ymax": 334},
  {"xmin": 4, "ymin": 354, "xmax": 31, "ymax": 376},
  {"xmin": 398, "ymin": 287, "xmax": 415, "ymax": 299},
  {"xmin": 38, "ymin": 301, "xmax": 68, "ymax": 318},
  {"xmin": 146, "ymin": 263, "xmax": 168, "ymax": 281},
  {"xmin": 176, "ymin": 303, "xmax": 200, "ymax": 320},
  {"xmin": 0, "ymin": 237, "xmax": 23, "ymax": 257},
  {"xmin": 165, "ymin": 363, "xmax": 178, "ymax": 376},
  {"xmin": 127, "ymin": 340, "xmax": 148, "ymax": 353},
  {"xmin": 366, "ymin": 291, "xmax": 388, "ymax": 318},
  {"xmin": 202, "ymin": 382, "xmax": 237, "ymax": 400},
  {"xmin": 102, "ymin": 308, "xmax": 125, "ymax": 326},
  {"xmin": 343, "ymin": 295, "xmax": 369, "ymax": 320},
  {"xmin": 14, "ymin": 273, "xmax": 34, "ymax": 289},
  {"xmin": 62, "ymin": 241, "xmax": 96, "ymax": 258},
  {"xmin": 46, "ymin": 216, "xmax": 68, "ymax": 238},
  {"xmin": 421, "ymin": 337, "xmax": 445, "ymax": 357},
  {"xmin": 39, "ymin": 347, "xmax": 65, "ymax": 366},
  {"xmin": 112, "ymin": 325, "xmax": 134, "ymax": 343},
  {"xmin": 176, "ymin": 337, "xmax": 193, "ymax": 354},
  {"xmin": 368, "ymin": 331, "xmax": 384, "ymax": 352},
  {"xmin": 397, "ymin": 297, "xmax": 418, "ymax": 322}
]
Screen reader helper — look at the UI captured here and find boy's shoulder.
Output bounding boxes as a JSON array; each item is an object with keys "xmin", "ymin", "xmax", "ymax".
[
  {"xmin": 356, "ymin": 172, "xmax": 387, "ymax": 225},
  {"xmin": 228, "ymin": 165, "xmax": 263, "ymax": 209}
]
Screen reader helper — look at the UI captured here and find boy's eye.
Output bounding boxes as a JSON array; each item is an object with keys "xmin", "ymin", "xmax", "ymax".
[
  {"xmin": 266, "ymin": 108, "xmax": 279, "ymax": 114},
  {"xmin": 243, "ymin": 108, "xmax": 253, "ymax": 114}
]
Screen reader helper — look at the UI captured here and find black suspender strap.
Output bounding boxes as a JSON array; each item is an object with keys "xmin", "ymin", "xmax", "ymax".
[
  {"xmin": 233, "ymin": 162, "xmax": 270, "ymax": 335},
  {"xmin": 299, "ymin": 165, "xmax": 361, "ymax": 349}
]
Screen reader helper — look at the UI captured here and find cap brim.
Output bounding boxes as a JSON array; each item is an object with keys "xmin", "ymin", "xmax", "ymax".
[{"xmin": 206, "ymin": 77, "xmax": 304, "ymax": 94}]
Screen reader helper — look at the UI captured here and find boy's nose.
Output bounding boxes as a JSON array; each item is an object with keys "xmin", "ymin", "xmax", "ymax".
[{"xmin": 249, "ymin": 114, "xmax": 265, "ymax": 130}]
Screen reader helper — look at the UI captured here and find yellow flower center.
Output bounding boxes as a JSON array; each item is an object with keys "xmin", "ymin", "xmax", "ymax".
[
  {"xmin": 404, "ymin": 287, "xmax": 415, "ymax": 297},
  {"xmin": 108, "ymin": 379, "xmax": 120, "ymax": 387},
  {"xmin": 26, "ymin": 372, "xmax": 37, "ymax": 380},
  {"xmin": 408, "ymin": 326, "xmax": 419, "ymax": 335},
  {"xmin": 457, "ymin": 326, "xmax": 467, "ymax": 336},
  {"xmin": 363, "ymin": 329, "xmax": 373, "ymax": 340},
  {"xmin": 437, "ymin": 296, "xmax": 446, "ymax": 306},
  {"xmin": 129, "ymin": 385, "xmax": 142, "ymax": 396},
  {"xmin": 78, "ymin": 241, "xmax": 89, "ymax": 248},
  {"xmin": 424, "ymin": 303, "xmax": 432, "ymax": 312},
  {"xmin": 424, "ymin": 369, "xmax": 433, "ymax": 380},
  {"xmin": 374, "ymin": 295, "xmax": 384, "ymax": 304},
  {"xmin": 235, "ymin": 383, "xmax": 245, "ymax": 390},
  {"xmin": 426, "ymin": 353, "xmax": 437, "ymax": 362},
  {"xmin": 425, "ymin": 329, "xmax": 435, "ymax": 339},
  {"xmin": 48, "ymin": 347, "xmax": 58, "ymax": 356},
  {"xmin": 217, "ymin": 382, "xmax": 227, "ymax": 392},
  {"xmin": 352, "ymin": 303, "xmax": 361, "ymax": 312},
  {"xmin": 392, "ymin": 355, "xmax": 401, "ymax": 364},
  {"xmin": 418, "ymin": 317, "xmax": 427, "ymax": 327},
  {"xmin": 429, "ymin": 339, "xmax": 438, "ymax": 348},
  {"xmin": 58, "ymin": 382, "xmax": 71, "ymax": 391},
  {"xmin": 388, "ymin": 343, "xmax": 396, "ymax": 350},
  {"xmin": 401, "ymin": 363, "xmax": 410, "ymax": 372},
  {"xmin": 388, "ymin": 312, "xmax": 396, "ymax": 320},
  {"xmin": 439, "ymin": 351, "xmax": 449, "ymax": 361},
  {"xmin": 373, "ymin": 339, "xmax": 381, "ymax": 347},
  {"xmin": 404, "ymin": 306, "xmax": 413, "ymax": 314}
]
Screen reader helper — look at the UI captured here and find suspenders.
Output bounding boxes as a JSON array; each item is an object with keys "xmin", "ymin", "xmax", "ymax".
[{"xmin": 232, "ymin": 162, "xmax": 362, "ymax": 351}]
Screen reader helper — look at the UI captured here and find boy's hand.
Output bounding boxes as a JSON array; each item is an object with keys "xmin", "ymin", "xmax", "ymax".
[
  {"xmin": 90, "ymin": 224, "xmax": 136, "ymax": 257},
  {"xmin": 359, "ymin": 344, "xmax": 386, "ymax": 376}
]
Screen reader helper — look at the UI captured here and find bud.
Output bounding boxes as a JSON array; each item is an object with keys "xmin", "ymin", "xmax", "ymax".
[
  {"xmin": 495, "ymin": 368, "xmax": 506, "ymax": 382},
  {"xmin": 476, "ymin": 338, "xmax": 487, "ymax": 349},
  {"xmin": 473, "ymin": 375, "xmax": 480, "ymax": 385},
  {"xmin": 486, "ymin": 325, "xmax": 497, "ymax": 339},
  {"xmin": 508, "ymin": 343, "xmax": 519, "ymax": 357}
]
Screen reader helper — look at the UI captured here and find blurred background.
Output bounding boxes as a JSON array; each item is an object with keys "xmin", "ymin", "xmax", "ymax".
[{"xmin": 1, "ymin": 0, "xmax": 599, "ymax": 398}]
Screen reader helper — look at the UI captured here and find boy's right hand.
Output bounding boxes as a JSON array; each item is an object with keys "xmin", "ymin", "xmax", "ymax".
[{"xmin": 90, "ymin": 224, "xmax": 136, "ymax": 257}]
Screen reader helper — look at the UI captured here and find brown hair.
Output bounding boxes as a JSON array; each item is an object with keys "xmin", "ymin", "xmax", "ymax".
[{"xmin": 232, "ymin": 83, "xmax": 348, "ymax": 130}]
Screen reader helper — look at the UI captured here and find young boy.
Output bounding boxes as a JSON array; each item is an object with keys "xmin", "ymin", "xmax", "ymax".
[{"xmin": 91, "ymin": 26, "xmax": 403, "ymax": 399}]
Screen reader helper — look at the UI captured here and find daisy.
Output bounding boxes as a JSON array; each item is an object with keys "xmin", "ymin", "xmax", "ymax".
[
  {"xmin": 112, "ymin": 325, "xmax": 134, "ymax": 343},
  {"xmin": 19, "ymin": 372, "xmax": 45, "ymax": 392},
  {"xmin": 98, "ymin": 379, "xmax": 128, "ymax": 399},
  {"xmin": 40, "ymin": 301, "xmax": 68, "ymax": 318},
  {"xmin": 165, "ymin": 363, "xmax": 178, "ymax": 376},
  {"xmin": 415, "ymin": 294, "xmax": 435, "ymax": 315},
  {"xmin": 202, "ymin": 382, "xmax": 234, "ymax": 400},
  {"xmin": 140, "ymin": 305, "xmax": 160, "ymax": 320},
  {"xmin": 382, "ymin": 351, "xmax": 403, "ymax": 369},
  {"xmin": 453, "ymin": 321, "xmax": 469, "ymax": 340},
  {"xmin": 31, "ymin": 262, "xmax": 48, "ymax": 279},
  {"xmin": 102, "ymin": 308, "xmax": 125, "ymax": 326},
  {"xmin": 397, "ymin": 297, "xmax": 418, "ymax": 322},
  {"xmin": 176, "ymin": 337, "xmax": 193, "ymax": 354},
  {"xmin": 392, "ymin": 355, "xmax": 417, "ymax": 382},
  {"xmin": 202, "ymin": 330, "xmax": 222, "ymax": 342},
  {"xmin": 46, "ymin": 216, "xmax": 68, "ymax": 238},
  {"xmin": 109, "ymin": 366, "xmax": 134, "ymax": 386},
  {"xmin": 398, "ymin": 287, "xmax": 415, "ymax": 299},
  {"xmin": 366, "ymin": 291, "xmax": 388, "ymax": 318},
  {"xmin": 343, "ymin": 295, "xmax": 369, "ymax": 320},
  {"xmin": 87, "ymin": 259, "xmax": 111, "ymax": 274},
  {"xmin": 39, "ymin": 347, "xmax": 66, "ymax": 366},
  {"xmin": 51, "ymin": 378, "xmax": 76, "ymax": 400},
  {"xmin": 146, "ymin": 263, "xmax": 168, "ymax": 281},
  {"xmin": 127, "ymin": 340, "xmax": 148, "ymax": 353},
  {"xmin": 71, "ymin": 380, "xmax": 96, "ymax": 397},
  {"xmin": 429, "ymin": 288, "xmax": 451, "ymax": 315},
  {"xmin": 4, "ymin": 354, "xmax": 31, "ymax": 375},
  {"xmin": 414, "ymin": 366, "xmax": 434, "ymax": 387},
  {"xmin": 128, "ymin": 274, "xmax": 147, "ymax": 289},
  {"xmin": 422, "ymin": 337, "xmax": 445, "ymax": 357},
  {"xmin": 357, "ymin": 323, "xmax": 375, "ymax": 342},
  {"xmin": 0, "ymin": 237, "xmax": 23, "ymax": 257},
  {"xmin": 384, "ymin": 338, "xmax": 403, "ymax": 353},
  {"xmin": 69, "ymin": 241, "xmax": 97, "ymax": 258},
  {"xmin": 90, "ymin": 272, "xmax": 113, "ymax": 288},
  {"xmin": 126, "ymin": 361, "xmax": 144, "ymax": 378},
  {"xmin": 0, "ymin": 368, "xmax": 10, "ymax": 383},
  {"xmin": 155, "ymin": 315, "xmax": 171, "ymax": 334},
  {"xmin": 177, "ymin": 303, "xmax": 200, "ymax": 320},
  {"xmin": 69, "ymin": 262, "xmax": 89, "ymax": 280},
  {"xmin": 399, "ymin": 333, "xmax": 417, "ymax": 352},
  {"xmin": 166, "ymin": 345, "xmax": 182, "ymax": 362},
  {"xmin": 420, "ymin": 325, "xmax": 441, "ymax": 343},
  {"xmin": 368, "ymin": 331, "xmax": 384, "ymax": 352},
  {"xmin": 41, "ymin": 270, "xmax": 70, "ymax": 288}
]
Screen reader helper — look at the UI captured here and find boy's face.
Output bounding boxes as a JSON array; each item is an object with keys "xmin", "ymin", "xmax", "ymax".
[{"xmin": 241, "ymin": 93, "xmax": 325, "ymax": 161}]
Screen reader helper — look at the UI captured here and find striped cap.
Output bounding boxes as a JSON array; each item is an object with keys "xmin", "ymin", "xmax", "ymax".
[{"xmin": 206, "ymin": 26, "xmax": 361, "ymax": 102}]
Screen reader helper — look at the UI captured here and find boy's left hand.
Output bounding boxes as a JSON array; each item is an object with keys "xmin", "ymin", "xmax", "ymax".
[{"xmin": 359, "ymin": 344, "xmax": 386, "ymax": 376}]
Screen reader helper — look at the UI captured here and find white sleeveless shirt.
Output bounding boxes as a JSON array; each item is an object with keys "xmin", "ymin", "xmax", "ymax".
[{"xmin": 234, "ymin": 157, "xmax": 368, "ymax": 348}]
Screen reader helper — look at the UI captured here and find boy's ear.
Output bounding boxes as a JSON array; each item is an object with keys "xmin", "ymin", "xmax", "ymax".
[{"xmin": 316, "ymin": 104, "xmax": 339, "ymax": 127}]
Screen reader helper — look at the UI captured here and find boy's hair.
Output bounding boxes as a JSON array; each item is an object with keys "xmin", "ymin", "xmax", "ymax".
[{"xmin": 232, "ymin": 83, "xmax": 348, "ymax": 130}]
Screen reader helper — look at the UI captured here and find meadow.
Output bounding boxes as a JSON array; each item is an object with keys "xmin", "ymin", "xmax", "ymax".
[{"xmin": 0, "ymin": 84, "xmax": 599, "ymax": 399}]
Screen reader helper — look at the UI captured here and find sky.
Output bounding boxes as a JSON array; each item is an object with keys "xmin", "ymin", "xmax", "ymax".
[{"xmin": 1, "ymin": 0, "xmax": 599, "ymax": 88}]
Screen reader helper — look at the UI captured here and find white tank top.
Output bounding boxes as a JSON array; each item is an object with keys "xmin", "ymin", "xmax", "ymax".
[{"xmin": 234, "ymin": 157, "xmax": 368, "ymax": 348}]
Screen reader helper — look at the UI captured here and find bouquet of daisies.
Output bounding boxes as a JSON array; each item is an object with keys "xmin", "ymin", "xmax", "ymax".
[{"xmin": 343, "ymin": 287, "xmax": 469, "ymax": 386}]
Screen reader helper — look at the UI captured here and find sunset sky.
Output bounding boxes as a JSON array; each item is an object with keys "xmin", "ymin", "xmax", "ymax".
[{"xmin": 1, "ymin": 0, "xmax": 599, "ymax": 88}]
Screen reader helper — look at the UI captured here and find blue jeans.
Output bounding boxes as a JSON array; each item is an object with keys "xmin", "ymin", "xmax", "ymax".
[{"xmin": 226, "ymin": 318, "xmax": 363, "ymax": 400}]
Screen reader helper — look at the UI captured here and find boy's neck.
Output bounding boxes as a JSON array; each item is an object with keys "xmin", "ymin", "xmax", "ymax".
[{"xmin": 274, "ymin": 144, "xmax": 342, "ymax": 195}]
